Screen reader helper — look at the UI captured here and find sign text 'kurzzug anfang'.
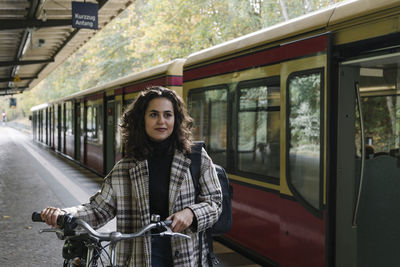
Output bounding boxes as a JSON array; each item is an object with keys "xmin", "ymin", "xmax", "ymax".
[{"xmin": 72, "ymin": 2, "xmax": 98, "ymax": 30}]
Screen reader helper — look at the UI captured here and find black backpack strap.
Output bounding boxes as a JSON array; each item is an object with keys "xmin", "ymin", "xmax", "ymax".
[
  {"xmin": 189, "ymin": 141, "xmax": 206, "ymax": 266},
  {"xmin": 189, "ymin": 141, "xmax": 205, "ymax": 195}
]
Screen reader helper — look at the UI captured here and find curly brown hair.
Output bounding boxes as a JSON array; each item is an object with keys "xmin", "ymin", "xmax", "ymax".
[{"xmin": 120, "ymin": 86, "xmax": 193, "ymax": 160}]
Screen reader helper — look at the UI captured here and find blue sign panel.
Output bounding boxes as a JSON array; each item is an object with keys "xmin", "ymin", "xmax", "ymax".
[
  {"xmin": 72, "ymin": 2, "xmax": 98, "ymax": 30},
  {"xmin": 9, "ymin": 98, "xmax": 16, "ymax": 107}
]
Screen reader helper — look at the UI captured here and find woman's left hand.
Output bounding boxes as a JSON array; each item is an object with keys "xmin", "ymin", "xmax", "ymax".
[{"xmin": 167, "ymin": 208, "xmax": 194, "ymax": 233}]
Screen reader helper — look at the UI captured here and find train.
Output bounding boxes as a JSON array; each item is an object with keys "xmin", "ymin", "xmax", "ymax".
[{"xmin": 31, "ymin": 0, "xmax": 400, "ymax": 266}]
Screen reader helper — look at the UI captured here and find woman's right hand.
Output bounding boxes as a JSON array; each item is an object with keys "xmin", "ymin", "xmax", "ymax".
[{"xmin": 41, "ymin": 207, "xmax": 65, "ymax": 227}]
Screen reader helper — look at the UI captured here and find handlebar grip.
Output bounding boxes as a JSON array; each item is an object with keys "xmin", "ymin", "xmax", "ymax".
[
  {"xmin": 32, "ymin": 212, "xmax": 44, "ymax": 222},
  {"xmin": 31, "ymin": 211, "xmax": 66, "ymax": 228},
  {"xmin": 57, "ymin": 214, "xmax": 65, "ymax": 227}
]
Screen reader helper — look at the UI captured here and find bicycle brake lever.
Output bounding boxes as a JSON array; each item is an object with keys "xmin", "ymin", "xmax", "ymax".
[
  {"xmin": 159, "ymin": 226, "xmax": 191, "ymax": 239},
  {"xmin": 39, "ymin": 228, "xmax": 67, "ymax": 240},
  {"xmin": 39, "ymin": 228, "xmax": 61, "ymax": 233}
]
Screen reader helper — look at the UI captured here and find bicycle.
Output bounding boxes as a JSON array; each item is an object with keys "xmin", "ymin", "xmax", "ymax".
[{"xmin": 31, "ymin": 212, "xmax": 190, "ymax": 267}]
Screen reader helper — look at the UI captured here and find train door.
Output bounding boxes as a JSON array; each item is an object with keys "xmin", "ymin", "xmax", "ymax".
[
  {"xmin": 105, "ymin": 98, "xmax": 115, "ymax": 174},
  {"xmin": 57, "ymin": 104, "xmax": 61, "ymax": 151},
  {"xmin": 279, "ymin": 34, "xmax": 329, "ymax": 267},
  {"xmin": 45, "ymin": 108, "xmax": 48, "ymax": 145},
  {"xmin": 81, "ymin": 101, "xmax": 86, "ymax": 164},
  {"xmin": 62, "ymin": 103, "xmax": 66, "ymax": 153},
  {"xmin": 114, "ymin": 99, "xmax": 123, "ymax": 162},
  {"xmin": 46, "ymin": 108, "xmax": 49, "ymax": 145},
  {"xmin": 336, "ymin": 52, "xmax": 400, "ymax": 266},
  {"xmin": 49, "ymin": 106, "xmax": 52, "ymax": 147},
  {"xmin": 54, "ymin": 104, "xmax": 58, "ymax": 149},
  {"xmin": 75, "ymin": 102, "xmax": 81, "ymax": 161},
  {"xmin": 52, "ymin": 105, "xmax": 55, "ymax": 149},
  {"xmin": 39, "ymin": 110, "xmax": 42, "ymax": 142}
]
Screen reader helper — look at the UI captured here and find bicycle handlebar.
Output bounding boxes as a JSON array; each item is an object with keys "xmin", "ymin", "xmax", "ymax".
[
  {"xmin": 32, "ymin": 211, "xmax": 65, "ymax": 227},
  {"xmin": 31, "ymin": 212, "xmax": 43, "ymax": 222},
  {"xmin": 32, "ymin": 211, "xmax": 190, "ymax": 267},
  {"xmin": 31, "ymin": 212, "xmax": 190, "ymax": 243}
]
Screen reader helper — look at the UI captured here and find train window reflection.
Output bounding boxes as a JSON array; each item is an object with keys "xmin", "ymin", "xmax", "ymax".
[
  {"xmin": 287, "ymin": 70, "xmax": 322, "ymax": 210},
  {"xmin": 65, "ymin": 102, "xmax": 73, "ymax": 136},
  {"xmin": 86, "ymin": 105, "xmax": 100, "ymax": 142},
  {"xmin": 237, "ymin": 78, "xmax": 280, "ymax": 179},
  {"xmin": 115, "ymin": 101, "xmax": 122, "ymax": 155},
  {"xmin": 41, "ymin": 110, "xmax": 45, "ymax": 142},
  {"xmin": 188, "ymin": 86, "xmax": 228, "ymax": 167},
  {"xmin": 98, "ymin": 105, "xmax": 103, "ymax": 145},
  {"xmin": 356, "ymin": 96, "xmax": 400, "ymax": 158},
  {"xmin": 87, "ymin": 106, "xmax": 94, "ymax": 139}
]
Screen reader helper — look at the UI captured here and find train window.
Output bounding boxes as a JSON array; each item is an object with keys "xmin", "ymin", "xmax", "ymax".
[
  {"xmin": 87, "ymin": 105, "xmax": 99, "ymax": 141},
  {"xmin": 54, "ymin": 106, "xmax": 58, "ymax": 139},
  {"xmin": 287, "ymin": 69, "xmax": 323, "ymax": 210},
  {"xmin": 41, "ymin": 110, "xmax": 43, "ymax": 140},
  {"xmin": 80, "ymin": 103, "xmax": 84, "ymax": 138},
  {"xmin": 41, "ymin": 109, "xmax": 45, "ymax": 136},
  {"xmin": 188, "ymin": 86, "xmax": 228, "ymax": 167},
  {"xmin": 356, "ymin": 95, "xmax": 400, "ymax": 158},
  {"xmin": 87, "ymin": 106, "xmax": 93, "ymax": 139},
  {"xmin": 61, "ymin": 104, "xmax": 65, "ymax": 133},
  {"xmin": 115, "ymin": 101, "xmax": 122, "ymax": 155},
  {"xmin": 237, "ymin": 77, "xmax": 280, "ymax": 180},
  {"xmin": 98, "ymin": 104, "xmax": 103, "ymax": 145},
  {"xmin": 65, "ymin": 102, "xmax": 73, "ymax": 136},
  {"xmin": 355, "ymin": 64, "xmax": 400, "ymax": 159}
]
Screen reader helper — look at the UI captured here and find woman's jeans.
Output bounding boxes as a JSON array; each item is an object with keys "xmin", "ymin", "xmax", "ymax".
[{"xmin": 151, "ymin": 236, "xmax": 173, "ymax": 267}]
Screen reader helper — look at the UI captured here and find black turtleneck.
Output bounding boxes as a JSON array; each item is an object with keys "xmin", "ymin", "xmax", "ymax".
[{"xmin": 148, "ymin": 138, "xmax": 174, "ymax": 220}]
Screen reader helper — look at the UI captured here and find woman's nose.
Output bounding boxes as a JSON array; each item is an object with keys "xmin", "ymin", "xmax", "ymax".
[{"xmin": 157, "ymin": 116, "xmax": 165, "ymax": 124}]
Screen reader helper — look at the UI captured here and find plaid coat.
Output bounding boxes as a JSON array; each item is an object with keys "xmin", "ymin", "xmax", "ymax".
[{"xmin": 63, "ymin": 148, "xmax": 222, "ymax": 267}]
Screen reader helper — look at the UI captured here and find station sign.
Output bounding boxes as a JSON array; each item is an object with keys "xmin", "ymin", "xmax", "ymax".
[
  {"xmin": 9, "ymin": 98, "xmax": 16, "ymax": 108},
  {"xmin": 72, "ymin": 1, "xmax": 98, "ymax": 30}
]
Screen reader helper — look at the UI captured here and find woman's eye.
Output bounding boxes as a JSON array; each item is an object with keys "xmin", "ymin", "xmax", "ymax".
[{"xmin": 149, "ymin": 113, "xmax": 157, "ymax": 118}]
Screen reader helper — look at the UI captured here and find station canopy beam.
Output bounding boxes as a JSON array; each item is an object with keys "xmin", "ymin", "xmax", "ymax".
[
  {"xmin": 0, "ymin": 0, "xmax": 135, "ymax": 96},
  {"xmin": 0, "ymin": 19, "xmax": 72, "ymax": 30}
]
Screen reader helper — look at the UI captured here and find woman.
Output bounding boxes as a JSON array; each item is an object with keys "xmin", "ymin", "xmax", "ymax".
[{"xmin": 41, "ymin": 86, "xmax": 222, "ymax": 266}]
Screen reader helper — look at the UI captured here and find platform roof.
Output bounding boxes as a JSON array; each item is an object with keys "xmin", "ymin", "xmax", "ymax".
[{"xmin": 0, "ymin": 0, "xmax": 134, "ymax": 96}]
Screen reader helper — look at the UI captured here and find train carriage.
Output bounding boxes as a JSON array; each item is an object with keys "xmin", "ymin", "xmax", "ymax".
[
  {"xmin": 183, "ymin": 25, "xmax": 329, "ymax": 267},
  {"xmin": 31, "ymin": 103, "xmax": 49, "ymax": 144},
  {"xmin": 31, "ymin": 59, "xmax": 185, "ymax": 175},
  {"xmin": 183, "ymin": 0, "xmax": 400, "ymax": 266},
  {"xmin": 30, "ymin": 0, "xmax": 400, "ymax": 266}
]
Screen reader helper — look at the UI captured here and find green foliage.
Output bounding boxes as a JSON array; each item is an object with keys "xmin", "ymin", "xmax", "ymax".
[
  {"xmin": 358, "ymin": 96, "xmax": 400, "ymax": 152},
  {"xmin": 289, "ymin": 73, "xmax": 321, "ymax": 152},
  {"xmin": 6, "ymin": 0, "xmax": 343, "ymax": 119}
]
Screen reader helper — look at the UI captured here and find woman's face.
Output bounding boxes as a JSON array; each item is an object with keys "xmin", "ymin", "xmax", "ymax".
[{"xmin": 145, "ymin": 97, "xmax": 175, "ymax": 142}]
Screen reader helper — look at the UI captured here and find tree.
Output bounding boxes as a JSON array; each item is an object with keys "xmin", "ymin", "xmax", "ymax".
[
  {"xmin": 279, "ymin": 0, "xmax": 289, "ymax": 21},
  {"xmin": 11, "ymin": 0, "xmax": 344, "ymax": 119}
]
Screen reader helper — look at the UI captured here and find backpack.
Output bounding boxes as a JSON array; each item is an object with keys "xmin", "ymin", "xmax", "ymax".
[{"xmin": 190, "ymin": 141, "xmax": 233, "ymax": 266}]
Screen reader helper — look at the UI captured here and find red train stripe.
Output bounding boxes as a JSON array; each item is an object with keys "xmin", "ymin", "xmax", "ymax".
[
  {"xmin": 85, "ymin": 93, "xmax": 103, "ymax": 101},
  {"xmin": 167, "ymin": 76, "xmax": 183, "ymax": 86},
  {"xmin": 115, "ymin": 88, "xmax": 123, "ymax": 95},
  {"xmin": 184, "ymin": 35, "xmax": 327, "ymax": 82},
  {"xmin": 124, "ymin": 76, "xmax": 183, "ymax": 94}
]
